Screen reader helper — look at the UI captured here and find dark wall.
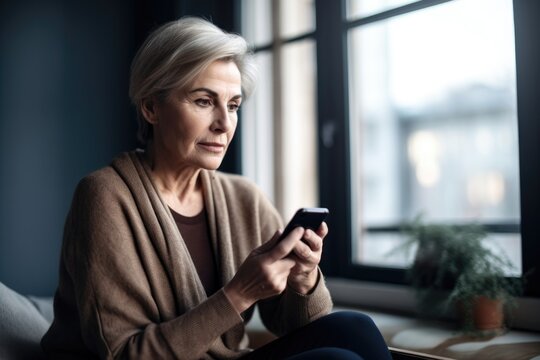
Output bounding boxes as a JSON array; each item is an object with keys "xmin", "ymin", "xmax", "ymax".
[{"xmin": 0, "ymin": 0, "xmax": 237, "ymax": 296}]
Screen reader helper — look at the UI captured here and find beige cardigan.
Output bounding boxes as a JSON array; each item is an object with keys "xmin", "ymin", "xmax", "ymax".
[{"xmin": 41, "ymin": 151, "xmax": 333, "ymax": 359}]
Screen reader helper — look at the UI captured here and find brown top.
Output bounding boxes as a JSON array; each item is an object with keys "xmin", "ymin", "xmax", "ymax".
[
  {"xmin": 41, "ymin": 151, "xmax": 333, "ymax": 359},
  {"xmin": 170, "ymin": 208, "xmax": 219, "ymax": 296}
]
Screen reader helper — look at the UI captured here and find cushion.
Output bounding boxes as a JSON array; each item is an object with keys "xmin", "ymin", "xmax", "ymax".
[{"xmin": 0, "ymin": 282, "xmax": 53, "ymax": 360}]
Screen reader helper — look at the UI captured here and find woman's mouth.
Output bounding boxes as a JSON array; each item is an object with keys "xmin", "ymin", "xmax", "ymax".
[{"xmin": 198, "ymin": 142, "xmax": 225, "ymax": 153}]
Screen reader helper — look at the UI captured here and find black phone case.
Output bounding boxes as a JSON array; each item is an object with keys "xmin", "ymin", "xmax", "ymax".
[{"xmin": 279, "ymin": 207, "xmax": 329, "ymax": 240}]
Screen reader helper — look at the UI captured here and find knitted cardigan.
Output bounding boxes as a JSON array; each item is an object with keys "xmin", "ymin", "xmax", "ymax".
[{"xmin": 41, "ymin": 151, "xmax": 333, "ymax": 359}]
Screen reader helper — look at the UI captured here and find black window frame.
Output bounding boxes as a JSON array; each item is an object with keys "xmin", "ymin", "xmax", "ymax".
[{"xmin": 315, "ymin": 0, "xmax": 540, "ymax": 298}]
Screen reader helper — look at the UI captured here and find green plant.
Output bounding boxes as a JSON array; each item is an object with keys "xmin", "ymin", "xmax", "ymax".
[{"xmin": 399, "ymin": 217, "xmax": 522, "ymax": 331}]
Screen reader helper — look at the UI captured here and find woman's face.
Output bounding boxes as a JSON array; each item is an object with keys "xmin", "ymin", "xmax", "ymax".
[{"xmin": 145, "ymin": 60, "xmax": 242, "ymax": 171}]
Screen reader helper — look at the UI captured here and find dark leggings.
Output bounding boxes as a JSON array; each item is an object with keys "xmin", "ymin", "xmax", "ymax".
[{"xmin": 241, "ymin": 311, "xmax": 392, "ymax": 360}]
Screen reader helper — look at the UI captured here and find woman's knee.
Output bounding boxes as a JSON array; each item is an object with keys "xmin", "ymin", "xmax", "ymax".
[{"xmin": 318, "ymin": 311, "xmax": 379, "ymax": 335}]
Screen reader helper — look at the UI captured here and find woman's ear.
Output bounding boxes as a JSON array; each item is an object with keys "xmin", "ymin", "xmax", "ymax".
[{"xmin": 141, "ymin": 98, "xmax": 159, "ymax": 125}]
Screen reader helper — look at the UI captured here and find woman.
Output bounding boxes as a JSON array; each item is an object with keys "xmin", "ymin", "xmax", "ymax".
[{"xmin": 41, "ymin": 17, "xmax": 391, "ymax": 359}]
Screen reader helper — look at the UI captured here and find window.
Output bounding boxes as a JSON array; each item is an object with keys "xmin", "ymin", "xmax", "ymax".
[
  {"xmin": 348, "ymin": 0, "xmax": 521, "ymax": 273},
  {"xmin": 241, "ymin": 0, "xmax": 319, "ymax": 220},
  {"xmin": 240, "ymin": 0, "xmax": 540, "ymax": 298}
]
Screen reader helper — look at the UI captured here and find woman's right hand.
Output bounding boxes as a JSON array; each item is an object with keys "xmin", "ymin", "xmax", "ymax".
[{"xmin": 223, "ymin": 227, "xmax": 304, "ymax": 314}]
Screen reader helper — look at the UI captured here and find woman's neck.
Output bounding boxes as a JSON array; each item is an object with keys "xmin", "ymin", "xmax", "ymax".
[{"xmin": 144, "ymin": 143, "xmax": 204, "ymax": 216}]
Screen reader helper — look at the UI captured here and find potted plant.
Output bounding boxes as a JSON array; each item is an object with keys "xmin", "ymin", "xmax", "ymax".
[{"xmin": 399, "ymin": 218, "xmax": 522, "ymax": 333}]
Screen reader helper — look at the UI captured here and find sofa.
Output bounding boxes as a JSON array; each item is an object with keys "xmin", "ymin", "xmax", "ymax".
[{"xmin": 0, "ymin": 282, "xmax": 53, "ymax": 360}]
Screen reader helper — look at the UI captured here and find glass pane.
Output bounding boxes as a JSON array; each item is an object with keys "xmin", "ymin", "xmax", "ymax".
[
  {"xmin": 281, "ymin": 40, "xmax": 318, "ymax": 219},
  {"xmin": 279, "ymin": 0, "xmax": 315, "ymax": 39},
  {"xmin": 355, "ymin": 232, "xmax": 522, "ymax": 276},
  {"xmin": 357, "ymin": 232, "xmax": 412, "ymax": 268},
  {"xmin": 347, "ymin": 0, "xmax": 416, "ymax": 20},
  {"xmin": 241, "ymin": 51, "xmax": 275, "ymax": 201},
  {"xmin": 241, "ymin": 0, "xmax": 272, "ymax": 47},
  {"xmin": 348, "ymin": 0, "xmax": 520, "ymax": 269}
]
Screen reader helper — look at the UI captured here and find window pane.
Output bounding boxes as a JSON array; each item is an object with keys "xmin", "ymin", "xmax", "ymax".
[
  {"xmin": 281, "ymin": 40, "xmax": 318, "ymax": 219},
  {"xmin": 356, "ymin": 232, "xmax": 522, "ymax": 276},
  {"xmin": 347, "ymin": 0, "xmax": 416, "ymax": 20},
  {"xmin": 348, "ymin": 0, "xmax": 520, "ymax": 268},
  {"xmin": 241, "ymin": 51, "xmax": 274, "ymax": 202},
  {"xmin": 241, "ymin": 0, "xmax": 272, "ymax": 47},
  {"xmin": 279, "ymin": 0, "xmax": 315, "ymax": 39}
]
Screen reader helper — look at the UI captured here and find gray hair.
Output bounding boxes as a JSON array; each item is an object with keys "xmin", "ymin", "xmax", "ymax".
[{"xmin": 129, "ymin": 17, "xmax": 257, "ymax": 144}]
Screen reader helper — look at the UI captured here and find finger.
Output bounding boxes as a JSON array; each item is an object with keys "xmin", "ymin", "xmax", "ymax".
[
  {"xmin": 302, "ymin": 229, "xmax": 323, "ymax": 252},
  {"xmin": 259, "ymin": 258, "xmax": 296, "ymax": 296},
  {"xmin": 293, "ymin": 241, "xmax": 314, "ymax": 262},
  {"xmin": 315, "ymin": 221, "xmax": 328, "ymax": 239},
  {"xmin": 277, "ymin": 257, "xmax": 297, "ymax": 270},
  {"xmin": 267, "ymin": 227, "xmax": 304, "ymax": 261}
]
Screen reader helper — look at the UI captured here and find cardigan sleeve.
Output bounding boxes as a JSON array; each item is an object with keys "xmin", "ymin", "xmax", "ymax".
[
  {"xmin": 61, "ymin": 174, "xmax": 244, "ymax": 359},
  {"xmin": 257, "ymin": 268, "xmax": 333, "ymax": 336}
]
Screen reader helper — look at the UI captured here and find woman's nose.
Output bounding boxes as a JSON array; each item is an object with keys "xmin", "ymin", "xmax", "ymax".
[{"xmin": 211, "ymin": 105, "xmax": 233, "ymax": 133}]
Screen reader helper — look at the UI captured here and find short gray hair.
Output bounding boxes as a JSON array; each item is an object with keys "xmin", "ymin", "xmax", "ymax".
[{"xmin": 129, "ymin": 17, "xmax": 257, "ymax": 145}]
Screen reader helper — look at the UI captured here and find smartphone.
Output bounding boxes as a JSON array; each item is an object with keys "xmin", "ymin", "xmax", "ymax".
[{"xmin": 278, "ymin": 207, "xmax": 329, "ymax": 241}]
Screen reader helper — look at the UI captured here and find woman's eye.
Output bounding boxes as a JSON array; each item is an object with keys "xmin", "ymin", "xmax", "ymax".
[
  {"xmin": 228, "ymin": 103, "xmax": 240, "ymax": 112},
  {"xmin": 195, "ymin": 99, "xmax": 212, "ymax": 107}
]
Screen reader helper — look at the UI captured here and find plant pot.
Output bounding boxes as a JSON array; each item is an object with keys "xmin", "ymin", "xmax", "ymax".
[
  {"xmin": 472, "ymin": 296, "xmax": 504, "ymax": 330},
  {"xmin": 457, "ymin": 296, "xmax": 504, "ymax": 331}
]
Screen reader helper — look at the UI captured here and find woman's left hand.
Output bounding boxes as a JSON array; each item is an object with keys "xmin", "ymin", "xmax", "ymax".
[{"xmin": 287, "ymin": 222, "xmax": 328, "ymax": 294}]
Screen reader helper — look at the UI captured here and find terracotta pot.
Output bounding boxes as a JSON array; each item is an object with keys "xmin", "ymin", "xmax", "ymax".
[
  {"xmin": 472, "ymin": 296, "xmax": 504, "ymax": 330},
  {"xmin": 456, "ymin": 296, "xmax": 505, "ymax": 331}
]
